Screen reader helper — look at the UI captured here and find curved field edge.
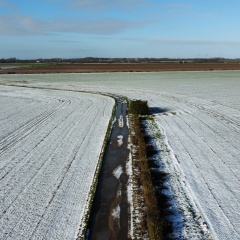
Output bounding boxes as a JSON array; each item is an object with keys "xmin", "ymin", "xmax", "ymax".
[
  {"xmin": 1, "ymin": 72, "xmax": 239, "ymax": 240},
  {"xmin": 142, "ymin": 116, "xmax": 213, "ymax": 239},
  {"xmin": 77, "ymin": 97, "xmax": 117, "ymax": 239},
  {"xmin": 127, "ymin": 100, "xmax": 212, "ymax": 240},
  {"xmin": 0, "ymin": 83, "xmax": 213, "ymax": 239},
  {"xmin": 0, "ymin": 86, "xmax": 115, "ymax": 239}
]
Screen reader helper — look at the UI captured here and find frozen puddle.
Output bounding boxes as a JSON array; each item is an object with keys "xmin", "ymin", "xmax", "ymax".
[
  {"xmin": 112, "ymin": 205, "xmax": 121, "ymax": 219},
  {"xmin": 117, "ymin": 135, "xmax": 123, "ymax": 146},
  {"xmin": 113, "ymin": 165, "xmax": 123, "ymax": 179},
  {"xmin": 118, "ymin": 115, "xmax": 124, "ymax": 128}
]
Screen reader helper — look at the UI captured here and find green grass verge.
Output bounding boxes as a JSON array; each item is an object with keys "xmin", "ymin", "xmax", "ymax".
[{"xmin": 0, "ymin": 63, "xmax": 55, "ymax": 67}]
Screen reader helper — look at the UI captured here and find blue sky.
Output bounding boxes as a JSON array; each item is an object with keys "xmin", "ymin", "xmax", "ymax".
[{"xmin": 1, "ymin": 0, "xmax": 240, "ymax": 59}]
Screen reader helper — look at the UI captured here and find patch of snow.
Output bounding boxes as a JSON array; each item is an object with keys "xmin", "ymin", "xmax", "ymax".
[
  {"xmin": 118, "ymin": 114, "xmax": 124, "ymax": 128},
  {"xmin": 145, "ymin": 119, "xmax": 214, "ymax": 239},
  {"xmin": 113, "ymin": 165, "xmax": 123, "ymax": 179},
  {"xmin": 112, "ymin": 116, "xmax": 116, "ymax": 125},
  {"xmin": 117, "ymin": 135, "xmax": 123, "ymax": 146},
  {"xmin": 126, "ymin": 145, "xmax": 133, "ymax": 237},
  {"xmin": 112, "ymin": 205, "xmax": 120, "ymax": 219},
  {"xmin": 117, "ymin": 185, "xmax": 121, "ymax": 197}
]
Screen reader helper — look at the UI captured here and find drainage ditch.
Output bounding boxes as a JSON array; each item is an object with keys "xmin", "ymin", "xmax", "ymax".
[{"xmin": 87, "ymin": 97, "xmax": 130, "ymax": 240}]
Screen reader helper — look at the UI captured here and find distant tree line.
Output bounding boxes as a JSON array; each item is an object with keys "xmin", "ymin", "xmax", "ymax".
[{"xmin": 1, "ymin": 57, "xmax": 240, "ymax": 64}]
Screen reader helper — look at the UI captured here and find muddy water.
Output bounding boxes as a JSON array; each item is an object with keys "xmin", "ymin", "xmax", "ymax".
[{"xmin": 87, "ymin": 97, "xmax": 130, "ymax": 240}]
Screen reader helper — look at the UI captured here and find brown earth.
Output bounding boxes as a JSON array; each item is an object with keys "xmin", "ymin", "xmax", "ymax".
[{"xmin": 1, "ymin": 63, "xmax": 240, "ymax": 74}]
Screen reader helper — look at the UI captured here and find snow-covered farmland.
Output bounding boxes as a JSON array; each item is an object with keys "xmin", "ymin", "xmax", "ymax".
[
  {"xmin": 0, "ymin": 71, "xmax": 240, "ymax": 239},
  {"xmin": 0, "ymin": 85, "xmax": 114, "ymax": 239}
]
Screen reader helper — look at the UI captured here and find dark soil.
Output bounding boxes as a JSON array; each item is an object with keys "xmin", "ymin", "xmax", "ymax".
[{"xmin": 1, "ymin": 63, "xmax": 240, "ymax": 74}]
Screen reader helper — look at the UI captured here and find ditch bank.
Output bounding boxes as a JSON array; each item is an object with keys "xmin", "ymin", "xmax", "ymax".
[
  {"xmin": 86, "ymin": 99, "xmax": 173, "ymax": 240},
  {"xmin": 86, "ymin": 96, "xmax": 130, "ymax": 240}
]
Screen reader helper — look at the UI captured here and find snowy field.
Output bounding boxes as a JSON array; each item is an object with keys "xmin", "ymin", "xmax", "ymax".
[
  {"xmin": 0, "ymin": 71, "xmax": 240, "ymax": 239},
  {"xmin": 0, "ymin": 85, "xmax": 114, "ymax": 239}
]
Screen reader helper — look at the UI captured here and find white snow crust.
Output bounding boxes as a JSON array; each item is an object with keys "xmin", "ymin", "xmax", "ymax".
[
  {"xmin": 1, "ymin": 71, "xmax": 240, "ymax": 239},
  {"xmin": 126, "ymin": 141, "xmax": 133, "ymax": 238},
  {"xmin": 0, "ymin": 85, "xmax": 114, "ymax": 239}
]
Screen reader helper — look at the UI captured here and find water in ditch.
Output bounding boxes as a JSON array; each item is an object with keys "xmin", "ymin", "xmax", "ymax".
[{"xmin": 86, "ymin": 97, "xmax": 130, "ymax": 240}]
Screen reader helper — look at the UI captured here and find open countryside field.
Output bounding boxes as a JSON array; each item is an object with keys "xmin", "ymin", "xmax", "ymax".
[
  {"xmin": 0, "ymin": 71, "xmax": 240, "ymax": 239},
  {"xmin": 0, "ymin": 85, "xmax": 114, "ymax": 239}
]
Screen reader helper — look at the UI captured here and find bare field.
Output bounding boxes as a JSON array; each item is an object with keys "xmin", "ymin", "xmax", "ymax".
[{"xmin": 1, "ymin": 62, "xmax": 240, "ymax": 74}]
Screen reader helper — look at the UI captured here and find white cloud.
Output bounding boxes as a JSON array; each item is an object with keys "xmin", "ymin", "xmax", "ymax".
[
  {"xmin": 49, "ymin": 18, "xmax": 146, "ymax": 35},
  {"xmin": 0, "ymin": 0, "xmax": 158, "ymax": 36},
  {"xmin": 0, "ymin": 14, "xmax": 48, "ymax": 35},
  {"xmin": 148, "ymin": 38, "xmax": 240, "ymax": 46},
  {"xmin": 0, "ymin": 14, "xmax": 148, "ymax": 36},
  {"xmin": 105, "ymin": 37, "xmax": 240, "ymax": 46}
]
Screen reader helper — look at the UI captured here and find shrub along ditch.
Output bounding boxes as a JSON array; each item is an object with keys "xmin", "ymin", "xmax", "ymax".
[{"xmin": 128, "ymin": 99, "xmax": 172, "ymax": 240}]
